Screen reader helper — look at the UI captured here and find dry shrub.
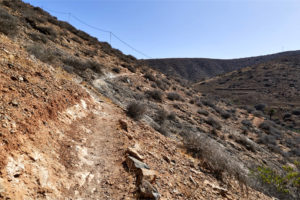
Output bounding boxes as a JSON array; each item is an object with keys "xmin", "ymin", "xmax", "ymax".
[
  {"xmin": 183, "ymin": 132, "xmax": 248, "ymax": 182},
  {"xmin": 155, "ymin": 79, "xmax": 168, "ymax": 91},
  {"xmin": 121, "ymin": 63, "xmax": 136, "ymax": 73},
  {"xmin": 146, "ymin": 90, "xmax": 163, "ymax": 102},
  {"xmin": 62, "ymin": 57, "xmax": 103, "ymax": 74},
  {"xmin": 126, "ymin": 102, "xmax": 146, "ymax": 120},
  {"xmin": 155, "ymin": 109, "xmax": 168, "ymax": 125},
  {"xmin": 259, "ymin": 120, "xmax": 282, "ymax": 138},
  {"xmin": 28, "ymin": 32, "xmax": 48, "ymax": 44},
  {"xmin": 233, "ymin": 135, "xmax": 256, "ymax": 152},
  {"xmin": 167, "ymin": 92, "xmax": 182, "ymax": 101},
  {"xmin": 202, "ymin": 99, "xmax": 216, "ymax": 109},
  {"xmin": 112, "ymin": 67, "xmax": 121, "ymax": 73},
  {"xmin": 26, "ymin": 44, "xmax": 60, "ymax": 64},
  {"xmin": 167, "ymin": 112, "xmax": 176, "ymax": 121},
  {"xmin": 215, "ymin": 107, "xmax": 231, "ymax": 119},
  {"xmin": 197, "ymin": 109, "xmax": 209, "ymax": 116},
  {"xmin": 0, "ymin": 7, "xmax": 19, "ymax": 37},
  {"xmin": 292, "ymin": 109, "xmax": 300, "ymax": 116},
  {"xmin": 205, "ymin": 117, "xmax": 222, "ymax": 130},
  {"xmin": 144, "ymin": 72, "xmax": 156, "ymax": 81}
]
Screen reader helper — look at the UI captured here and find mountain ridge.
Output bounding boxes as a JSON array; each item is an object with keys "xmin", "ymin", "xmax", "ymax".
[{"xmin": 142, "ymin": 50, "xmax": 300, "ymax": 82}]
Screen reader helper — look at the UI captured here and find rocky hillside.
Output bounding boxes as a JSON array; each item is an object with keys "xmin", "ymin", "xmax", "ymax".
[
  {"xmin": 0, "ymin": 0, "xmax": 299, "ymax": 199},
  {"xmin": 142, "ymin": 51, "xmax": 300, "ymax": 82},
  {"xmin": 195, "ymin": 55, "xmax": 300, "ymax": 131}
]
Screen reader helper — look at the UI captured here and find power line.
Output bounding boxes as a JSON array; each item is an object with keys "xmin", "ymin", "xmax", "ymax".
[
  {"xmin": 45, "ymin": 8, "xmax": 69, "ymax": 15},
  {"xmin": 111, "ymin": 33, "xmax": 152, "ymax": 59},
  {"xmin": 70, "ymin": 14, "xmax": 111, "ymax": 33},
  {"xmin": 44, "ymin": 7, "xmax": 151, "ymax": 58}
]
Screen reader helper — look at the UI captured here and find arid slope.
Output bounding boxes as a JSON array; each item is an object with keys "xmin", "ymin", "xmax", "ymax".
[
  {"xmin": 0, "ymin": 0, "xmax": 299, "ymax": 199},
  {"xmin": 142, "ymin": 51, "xmax": 300, "ymax": 82}
]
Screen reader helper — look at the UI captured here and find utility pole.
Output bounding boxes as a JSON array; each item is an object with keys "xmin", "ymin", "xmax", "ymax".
[
  {"xmin": 110, "ymin": 32, "xmax": 112, "ymax": 45},
  {"xmin": 68, "ymin": 13, "xmax": 71, "ymax": 22}
]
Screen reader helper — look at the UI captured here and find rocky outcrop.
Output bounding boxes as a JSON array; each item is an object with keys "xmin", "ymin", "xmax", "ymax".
[{"xmin": 125, "ymin": 144, "xmax": 160, "ymax": 199}]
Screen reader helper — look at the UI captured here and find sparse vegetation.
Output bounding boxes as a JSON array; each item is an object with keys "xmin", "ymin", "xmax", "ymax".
[
  {"xmin": 197, "ymin": 109, "xmax": 209, "ymax": 116},
  {"xmin": 121, "ymin": 63, "xmax": 136, "ymax": 73},
  {"xmin": 215, "ymin": 107, "xmax": 231, "ymax": 119},
  {"xmin": 156, "ymin": 124, "xmax": 169, "ymax": 136},
  {"xmin": 126, "ymin": 102, "xmax": 146, "ymax": 120},
  {"xmin": 234, "ymin": 135, "xmax": 256, "ymax": 152},
  {"xmin": 255, "ymin": 104, "xmax": 266, "ymax": 111},
  {"xmin": 253, "ymin": 162, "xmax": 300, "ymax": 197},
  {"xmin": 167, "ymin": 112, "xmax": 176, "ymax": 121},
  {"xmin": 146, "ymin": 90, "xmax": 163, "ymax": 102},
  {"xmin": 201, "ymin": 99, "xmax": 216, "ymax": 109},
  {"xmin": 292, "ymin": 109, "xmax": 300, "ymax": 116},
  {"xmin": 259, "ymin": 120, "xmax": 282, "ymax": 139},
  {"xmin": 28, "ymin": 32, "xmax": 48, "ymax": 44},
  {"xmin": 155, "ymin": 79, "xmax": 168, "ymax": 91},
  {"xmin": 35, "ymin": 25, "xmax": 57, "ymax": 38},
  {"xmin": 62, "ymin": 57, "xmax": 103, "ymax": 74},
  {"xmin": 144, "ymin": 72, "xmax": 155, "ymax": 81},
  {"xmin": 71, "ymin": 36, "xmax": 82, "ymax": 44},
  {"xmin": 167, "ymin": 92, "xmax": 182, "ymax": 101},
  {"xmin": 242, "ymin": 120, "xmax": 252, "ymax": 128},
  {"xmin": 26, "ymin": 44, "xmax": 59, "ymax": 64},
  {"xmin": 0, "ymin": 7, "xmax": 19, "ymax": 37},
  {"xmin": 257, "ymin": 134, "xmax": 276, "ymax": 145},
  {"xmin": 112, "ymin": 67, "xmax": 120, "ymax": 73},
  {"xmin": 183, "ymin": 132, "xmax": 247, "ymax": 182},
  {"xmin": 155, "ymin": 109, "xmax": 168, "ymax": 125},
  {"xmin": 205, "ymin": 117, "xmax": 222, "ymax": 130}
]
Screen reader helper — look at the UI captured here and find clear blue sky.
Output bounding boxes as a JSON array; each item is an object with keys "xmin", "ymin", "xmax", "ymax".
[{"xmin": 23, "ymin": 0, "xmax": 300, "ymax": 59}]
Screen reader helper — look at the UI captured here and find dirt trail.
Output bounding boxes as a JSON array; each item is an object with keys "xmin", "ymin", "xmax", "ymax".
[{"xmin": 61, "ymin": 95, "xmax": 133, "ymax": 199}]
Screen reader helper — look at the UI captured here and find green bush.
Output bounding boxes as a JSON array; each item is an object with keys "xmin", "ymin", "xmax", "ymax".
[{"xmin": 254, "ymin": 162, "xmax": 300, "ymax": 195}]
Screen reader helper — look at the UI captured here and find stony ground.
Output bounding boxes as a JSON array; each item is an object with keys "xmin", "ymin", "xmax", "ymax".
[{"xmin": 0, "ymin": 34, "xmax": 274, "ymax": 199}]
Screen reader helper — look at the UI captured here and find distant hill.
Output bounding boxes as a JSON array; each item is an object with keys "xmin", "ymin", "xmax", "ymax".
[
  {"xmin": 142, "ymin": 51, "xmax": 300, "ymax": 82},
  {"xmin": 195, "ymin": 54, "xmax": 300, "ymax": 130}
]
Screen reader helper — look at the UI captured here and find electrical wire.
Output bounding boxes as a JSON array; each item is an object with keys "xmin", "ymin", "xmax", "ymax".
[{"xmin": 43, "ymin": 7, "xmax": 151, "ymax": 58}]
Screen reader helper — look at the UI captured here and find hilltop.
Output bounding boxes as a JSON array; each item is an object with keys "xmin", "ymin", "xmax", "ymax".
[
  {"xmin": 142, "ymin": 51, "xmax": 300, "ymax": 82},
  {"xmin": 0, "ymin": 0, "xmax": 299, "ymax": 199}
]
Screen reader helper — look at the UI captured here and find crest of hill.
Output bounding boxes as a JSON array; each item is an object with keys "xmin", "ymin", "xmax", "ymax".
[{"xmin": 142, "ymin": 50, "xmax": 300, "ymax": 82}]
